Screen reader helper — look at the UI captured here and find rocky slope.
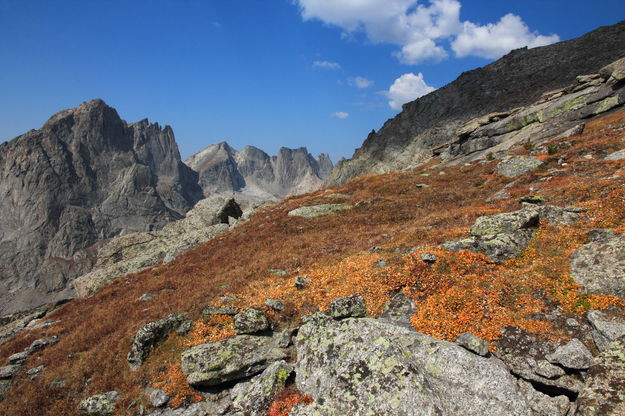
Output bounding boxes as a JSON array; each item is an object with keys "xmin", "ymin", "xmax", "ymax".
[
  {"xmin": 0, "ymin": 99, "xmax": 203, "ymax": 315},
  {"xmin": 327, "ymin": 20, "xmax": 625, "ymax": 185},
  {"xmin": 185, "ymin": 142, "xmax": 333, "ymax": 203}
]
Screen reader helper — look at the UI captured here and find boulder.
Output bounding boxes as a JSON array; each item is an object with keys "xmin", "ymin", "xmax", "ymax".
[
  {"xmin": 146, "ymin": 387, "xmax": 169, "ymax": 408},
  {"xmin": 378, "ymin": 293, "xmax": 415, "ymax": 327},
  {"xmin": 587, "ymin": 310, "xmax": 625, "ymax": 351},
  {"xmin": 516, "ymin": 379, "xmax": 570, "ymax": 416},
  {"xmin": 292, "ymin": 314, "xmax": 532, "ymax": 415},
  {"xmin": 577, "ymin": 334, "xmax": 625, "ymax": 415},
  {"xmin": 528, "ymin": 204, "xmax": 582, "ymax": 226},
  {"xmin": 233, "ymin": 308, "xmax": 270, "ymax": 335},
  {"xmin": 456, "ymin": 332, "xmax": 490, "ymax": 356},
  {"xmin": 77, "ymin": 391, "xmax": 122, "ymax": 416},
  {"xmin": 599, "ymin": 56, "xmax": 625, "ymax": 82},
  {"xmin": 287, "ymin": 204, "xmax": 352, "ymax": 218},
  {"xmin": 181, "ymin": 335, "xmax": 287, "ymax": 387},
  {"xmin": 327, "ymin": 295, "xmax": 366, "ymax": 319},
  {"xmin": 570, "ymin": 234, "xmax": 625, "ymax": 297},
  {"xmin": 0, "ymin": 364, "xmax": 21, "ymax": 380},
  {"xmin": 230, "ymin": 360, "xmax": 292, "ymax": 415},
  {"xmin": 127, "ymin": 313, "xmax": 187, "ymax": 370},
  {"xmin": 265, "ymin": 298, "xmax": 285, "ymax": 311},
  {"xmin": 604, "ymin": 148, "xmax": 625, "ymax": 161},
  {"xmin": 470, "ymin": 209, "xmax": 539, "ymax": 236},
  {"xmin": 546, "ymin": 338, "xmax": 594, "ymax": 370},
  {"xmin": 534, "ymin": 360, "xmax": 566, "ymax": 379},
  {"xmin": 496, "ymin": 156, "xmax": 543, "ymax": 178},
  {"xmin": 294, "ymin": 277, "xmax": 311, "ymax": 289}
]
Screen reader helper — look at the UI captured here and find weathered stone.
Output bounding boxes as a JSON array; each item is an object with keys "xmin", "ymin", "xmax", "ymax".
[
  {"xmin": 233, "ymin": 308, "xmax": 269, "ymax": 335},
  {"xmin": 471, "ymin": 209, "xmax": 539, "ymax": 237},
  {"xmin": 230, "ymin": 360, "xmax": 292, "ymax": 415},
  {"xmin": 546, "ymin": 338, "xmax": 594, "ymax": 370},
  {"xmin": 534, "ymin": 360, "xmax": 566, "ymax": 379},
  {"xmin": 287, "ymin": 203, "xmax": 352, "ymax": 218},
  {"xmin": 516, "ymin": 379, "xmax": 570, "ymax": 416},
  {"xmin": 176, "ymin": 320, "xmax": 192, "ymax": 336},
  {"xmin": 274, "ymin": 328, "xmax": 296, "ymax": 348},
  {"xmin": 456, "ymin": 332, "xmax": 490, "ymax": 356},
  {"xmin": 146, "ymin": 387, "xmax": 170, "ymax": 408},
  {"xmin": 605, "ymin": 148, "xmax": 625, "ymax": 160},
  {"xmin": 528, "ymin": 204, "xmax": 582, "ymax": 226},
  {"xmin": 588, "ymin": 228, "xmax": 614, "ymax": 242},
  {"xmin": 444, "ymin": 229, "xmax": 536, "ymax": 263},
  {"xmin": 145, "ymin": 399, "xmax": 232, "ymax": 416},
  {"xmin": 127, "ymin": 313, "xmax": 187, "ymax": 370},
  {"xmin": 294, "ymin": 277, "xmax": 311, "ymax": 289},
  {"xmin": 8, "ymin": 350, "xmax": 30, "ymax": 364},
  {"xmin": 421, "ymin": 253, "xmax": 437, "ymax": 263},
  {"xmin": 0, "ymin": 364, "xmax": 21, "ymax": 380},
  {"xmin": 577, "ymin": 334, "xmax": 625, "ymax": 415},
  {"xmin": 202, "ymin": 306, "xmax": 238, "ymax": 316},
  {"xmin": 587, "ymin": 310, "xmax": 625, "ymax": 351},
  {"xmin": 518, "ymin": 195, "xmax": 544, "ymax": 204},
  {"xmin": 138, "ymin": 293, "xmax": 156, "ymax": 301},
  {"xmin": 378, "ymin": 293, "xmax": 416, "ymax": 327},
  {"xmin": 181, "ymin": 335, "xmax": 287, "ymax": 387},
  {"xmin": 496, "ymin": 156, "xmax": 543, "ymax": 177},
  {"xmin": 26, "ymin": 365, "xmax": 44, "ymax": 376},
  {"xmin": 599, "ymin": 56, "xmax": 625, "ymax": 81},
  {"xmin": 0, "ymin": 379, "xmax": 9, "ymax": 400},
  {"xmin": 292, "ymin": 315, "xmax": 532, "ymax": 415},
  {"xmin": 570, "ymin": 234, "xmax": 625, "ymax": 297},
  {"xmin": 78, "ymin": 391, "xmax": 122, "ymax": 416},
  {"xmin": 327, "ymin": 294, "xmax": 366, "ymax": 319},
  {"xmin": 28, "ymin": 336, "xmax": 59, "ymax": 353},
  {"xmin": 265, "ymin": 298, "xmax": 285, "ymax": 311}
]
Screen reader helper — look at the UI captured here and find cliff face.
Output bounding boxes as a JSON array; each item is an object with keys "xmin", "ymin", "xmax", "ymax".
[
  {"xmin": 0, "ymin": 99, "xmax": 203, "ymax": 314},
  {"xmin": 185, "ymin": 142, "xmax": 333, "ymax": 203},
  {"xmin": 327, "ymin": 20, "xmax": 625, "ymax": 185}
]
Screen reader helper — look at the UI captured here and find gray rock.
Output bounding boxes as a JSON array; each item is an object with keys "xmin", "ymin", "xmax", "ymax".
[
  {"xmin": 421, "ymin": 253, "xmax": 437, "ymax": 263},
  {"xmin": 274, "ymin": 328, "xmax": 296, "ymax": 348},
  {"xmin": 265, "ymin": 298, "xmax": 285, "ymax": 311},
  {"xmin": 577, "ymin": 334, "xmax": 625, "ymax": 415},
  {"xmin": 327, "ymin": 294, "xmax": 366, "ymax": 319},
  {"xmin": 534, "ymin": 360, "xmax": 566, "ymax": 379},
  {"xmin": 587, "ymin": 310, "xmax": 625, "ymax": 351},
  {"xmin": 181, "ymin": 335, "xmax": 287, "ymax": 387},
  {"xmin": 570, "ymin": 234, "xmax": 625, "ymax": 297},
  {"xmin": 287, "ymin": 203, "xmax": 352, "ymax": 218},
  {"xmin": 456, "ymin": 332, "xmax": 490, "ymax": 356},
  {"xmin": 516, "ymin": 379, "xmax": 570, "ymax": 416},
  {"xmin": 185, "ymin": 142, "xmax": 333, "ymax": 204},
  {"xmin": 26, "ymin": 365, "xmax": 44, "ymax": 376},
  {"xmin": 496, "ymin": 156, "xmax": 544, "ymax": 177},
  {"xmin": 294, "ymin": 277, "xmax": 311, "ymax": 290},
  {"xmin": 127, "ymin": 313, "xmax": 187, "ymax": 370},
  {"xmin": 470, "ymin": 209, "xmax": 539, "ymax": 236},
  {"xmin": 378, "ymin": 293, "xmax": 416, "ymax": 327},
  {"xmin": 599, "ymin": 55, "xmax": 625, "ymax": 82},
  {"xmin": 138, "ymin": 293, "xmax": 156, "ymax": 301},
  {"xmin": 0, "ymin": 364, "xmax": 21, "ymax": 380},
  {"xmin": 605, "ymin": 148, "xmax": 625, "ymax": 160},
  {"xmin": 78, "ymin": 391, "xmax": 122, "ymax": 416},
  {"xmin": 529, "ymin": 204, "xmax": 582, "ymax": 226},
  {"xmin": 587, "ymin": 228, "xmax": 614, "ymax": 242},
  {"xmin": 202, "ymin": 306, "xmax": 238, "ymax": 316},
  {"xmin": 0, "ymin": 99, "xmax": 203, "ymax": 315},
  {"xmin": 0, "ymin": 379, "xmax": 9, "ymax": 399},
  {"xmin": 292, "ymin": 315, "xmax": 532, "ymax": 416},
  {"xmin": 230, "ymin": 360, "xmax": 292, "ymax": 415},
  {"xmin": 546, "ymin": 338, "xmax": 594, "ymax": 370},
  {"xmin": 28, "ymin": 336, "xmax": 59, "ymax": 353},
  {"xmin": 146, "ymin": 387, "xmax": 170, "ymax": 408},
  {"xmin": 176, "ymin": 320, "xmax": 192, "ymax": 336},
  {"xmin": 233, "ymin": 308, "xmax": 269, "ymax": 335}
]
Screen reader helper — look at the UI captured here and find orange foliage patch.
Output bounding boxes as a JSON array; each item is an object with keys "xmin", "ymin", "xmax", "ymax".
[
  {"xmin": 153, "ymin": 364, "xmax": 201, "ymax": 408},
  {"xmin": 267, "ymin": 388, "xmax": 313, "ymax": 416},
  {"xmin": 184, "ymin": 315, "xmax": 235, "ymax": 347}
]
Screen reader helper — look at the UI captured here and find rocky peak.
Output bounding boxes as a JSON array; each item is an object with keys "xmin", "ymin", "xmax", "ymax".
[
  {"xmin": 185, "ymin": 142, "xmax": 333, "ymax": 203},
  {"xmin": 0, "ymin": 99, "xmax": 203, "ymax": 314}
]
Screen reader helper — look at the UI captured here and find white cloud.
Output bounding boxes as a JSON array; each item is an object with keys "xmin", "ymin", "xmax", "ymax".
[
  {"xmin": 332, "ymin": 111, "xmax": 350, "ymax": 119},
  {"xmin": 452, "ymin": 13, "xmax": 560, "ymax": 59},
  {"xmin": 313, "ymin": 60, "xmax": 341, "ymax": 69},
  {"xmin": 387, "ymin": 72, "xmax": 436, "ymax": 110},
  {"xmin": 349, "ymin": 76, "xmax": 374, "ymax": 88},
  {"xmin": 296, "ymin": 0, "xmax": 559, "ymax": 62}
]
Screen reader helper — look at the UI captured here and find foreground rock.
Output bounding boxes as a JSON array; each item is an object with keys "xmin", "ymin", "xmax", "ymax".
[
  {"xmin": 233, "ymin": 308, "xmax": 270, "ymax": 335},
  {"xmin": 577, "ymin": 334, "xmax": 625, "ymax": 415},
  {"xmin": 181, "ymin": 335, "xmax": 287, "ymax": 387},
  {"xmin": 444, "ymin": 208, "xmax": 539, "ymax": 263},
  {"xmin": 230, "ymin": 360, "xmax": 292, "ymax": 415},
  {"xmin": 128, "ymin": 314, "xmax": 187, "ymax": 370},
  {"xmin": 73, "ymin": 197, "xmax": 243, "ymax": 296},
  {"xmin": 78, "ymin": 391, "xmax": 122, "ymax": 416},
  {"xmin": 587, "ymin": 310, "xmax": 625, "ymax": 351},
  {"xmin": 0, "ymin": 99, "xmax": 203, "ymax": 315},
  {"xmin": 570, "ymin": 233, "xmax": 625, "ymax": 297},
  {"xmin": 496, "ymin": 156, "xmax": 543, "ymax": 177},
  {"xmin": 287, "ymin": 203, "xmax": 352, "ymax": 218},
  {"xmin": 292, "ymin": 314, "xmax": 532, "ymax": 415}
]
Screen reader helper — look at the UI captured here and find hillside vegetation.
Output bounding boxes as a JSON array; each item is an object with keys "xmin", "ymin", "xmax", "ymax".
[{"xmin": 2, "ymin": 106, "xmax": 625, "ymax": 415}]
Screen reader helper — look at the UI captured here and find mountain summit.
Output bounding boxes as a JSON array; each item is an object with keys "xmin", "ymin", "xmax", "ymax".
[
  {"xmin": 185, "ymin": 142, "xmax": 333, "ymax": 203},
  {"xmin": 0, "ymin": 99, "xmax": 203, "ymax": 314}
]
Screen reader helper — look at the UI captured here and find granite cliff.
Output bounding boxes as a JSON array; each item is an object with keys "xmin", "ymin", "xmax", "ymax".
[
  {"xmin": 185, "ymin": 142, "xmax": 332, "ymax": 203},
  {"xmin": 0, "ymin": 99, "xmax": 203, "ymax": 314}
]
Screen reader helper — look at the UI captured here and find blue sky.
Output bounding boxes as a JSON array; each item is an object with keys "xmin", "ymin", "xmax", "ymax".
[{"xmin": 0, "ymin": 1, "xmax": 624, "ymax": 162}]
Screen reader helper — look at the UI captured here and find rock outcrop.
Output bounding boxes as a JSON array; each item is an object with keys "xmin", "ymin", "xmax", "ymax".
[
  {"xmin": 185, "ymin": 142, "xmax": 332, "ymax": 203},
  {"xmin": 0, "ymin": 99, "xmax": 203, "ymax": 314},
  {"xmin": 327, "ymin": 20, "xmax": 625, "ymax": 185},
  {"xmin": 570, "ymin": 232, "xmax": 625, "ymax": 297}
]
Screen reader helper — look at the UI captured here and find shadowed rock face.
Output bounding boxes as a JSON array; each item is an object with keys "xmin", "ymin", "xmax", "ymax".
[
  {"xmin": 0, "ymin": 99, "xmax": 203, "ymax": 314},
  {"xmin": 327, "ymin": 20, "xmax": 625, "ymax": 185},
  {"xmin": 185, "ymin": 142, "xmax": 333, "ymax": 203}
]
